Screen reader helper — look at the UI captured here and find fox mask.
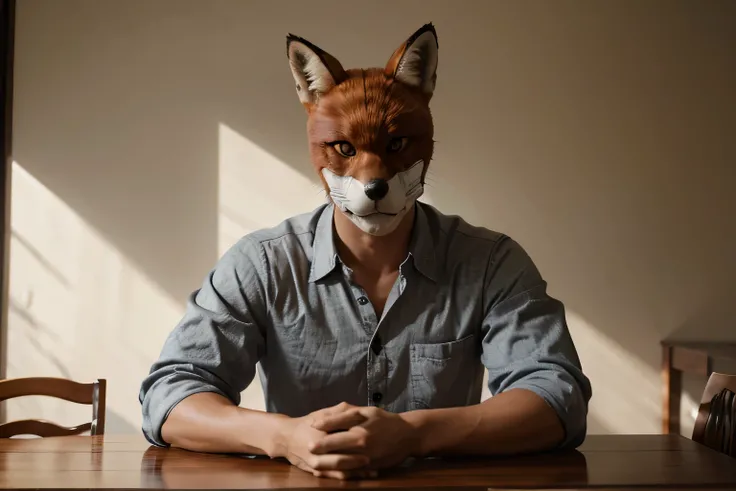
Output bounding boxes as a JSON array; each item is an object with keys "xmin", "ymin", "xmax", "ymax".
[{"xmin": 286, "ymin": 24, "xmax": 438, "ymax": 236}]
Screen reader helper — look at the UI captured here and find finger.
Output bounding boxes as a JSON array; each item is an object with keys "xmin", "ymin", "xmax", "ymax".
[
  {"xmin": 290, "ymin": 455, "xmax": 373, "ymax": 480},
  {"xmin": 291, "ymin": 458, "xmax": 317, "ymax": 476},
  {"xmin": 314, "ymin": 469, "xmax": 378, "ymax": 480},
  {"xmin": 312, "ymin": 410, "xmax": 367, "ymax": 433},
  {"xmin": 309, "ymin": 453, "xmax": 370, "ymax": 471},
  {"xmin": 319, "ymin": 401, "xmax": 355, "ymax": 416},
  {"xmin": 310, "ymin": 430, "xmax": 367, "ymax": 455}
]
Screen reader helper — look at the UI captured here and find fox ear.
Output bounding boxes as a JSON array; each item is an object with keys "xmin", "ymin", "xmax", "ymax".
[
  {"xmin": 385, "ymin": 23, "xmax": 439, "ymax": 98},
  {"xmin": 286, "ymin": 34, "xmax": 347, "ymax": 107}
]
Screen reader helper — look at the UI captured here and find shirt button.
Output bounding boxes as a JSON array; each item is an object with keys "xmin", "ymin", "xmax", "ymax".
[
  {"xmin": 372, "ymin": 392, "xmax": 383, "ymax": 404},
  {"xmin": 357, "ymin": 296, "xmax": 369, "ymax": 305}
]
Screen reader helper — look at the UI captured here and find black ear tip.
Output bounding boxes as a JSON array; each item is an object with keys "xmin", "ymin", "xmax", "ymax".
[
  {"xmin": 285, "ymin": 33, "xmax": 328, "ymax": 59},
  {"xmin": 286, "ymin": 34, "xmax": 296, "ymax": 56},
  {"xmin": 286, "ymin": 33, "xmax": 309, "ymax": 57},
  {"xmin": 425, "ymin": 22, "xmax": 438, "ymax": 45},
  {"xmin": 407, "ymin": 23, "xmax": 438, "ymax": 48},
  {"xmin": 420, "ymin": 22, "xmax": 436, "ymax": 33}
]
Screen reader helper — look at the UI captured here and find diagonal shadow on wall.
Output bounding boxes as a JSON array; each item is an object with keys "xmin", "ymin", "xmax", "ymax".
[{"xmin": 10, "ymin": 0, "xmax": 736, "ymax": 434}]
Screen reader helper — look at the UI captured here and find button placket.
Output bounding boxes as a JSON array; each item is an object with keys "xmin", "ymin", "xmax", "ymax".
[
  {"xmin": 346, "ymin": 266, "xmax": 413, "ymax": 410},
  {"xmin": 371, "ymin": 334, "xmax": 382, "ymax": 355},
  {"xmin": 367, "ymin": 348, "xmax": 387, "ymax": 407},
  {"xmin": 367, "ymin": 270, "xmax": 411, "ymax": 409},
  {"xmin": 347, "ymin": 278, "xmax": 377, "ymax": 334}
]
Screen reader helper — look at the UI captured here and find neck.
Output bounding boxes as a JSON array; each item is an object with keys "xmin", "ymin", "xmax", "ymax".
[{"xmin": 333, "ymin": 206, "xmax": 416, "ymax": 277}]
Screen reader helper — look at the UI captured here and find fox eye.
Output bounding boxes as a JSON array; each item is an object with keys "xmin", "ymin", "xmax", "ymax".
[
  {"xmin": 387, "ymin": 137, "xmax": 408, "ymax": 153},
  {"xmin": 332, "ymin": 141, "xmax": 356, "ymax": 157}
]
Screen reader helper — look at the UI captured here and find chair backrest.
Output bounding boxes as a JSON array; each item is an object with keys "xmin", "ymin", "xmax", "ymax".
[
  {"xmin": 692, "ymin": 372, "xmax": 736, "ymax": 458},
  {"xmin": 0, "ymin": 377, "xmax": 106, "ymax": 438}
]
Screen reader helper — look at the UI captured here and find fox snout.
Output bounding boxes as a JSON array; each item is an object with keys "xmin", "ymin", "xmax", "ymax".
[{"xmin": 364, "ymin": 179, "xmax": 389, "ymax": 201}]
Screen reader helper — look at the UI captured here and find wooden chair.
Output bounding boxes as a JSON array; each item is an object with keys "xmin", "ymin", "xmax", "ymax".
[
  {"xmin": 692, "ymin": 372, "xmax": 736, "ymax": 458},
  {"xmin": 0, "ymin": 377, "xmax": 106, "ymax": 438}
]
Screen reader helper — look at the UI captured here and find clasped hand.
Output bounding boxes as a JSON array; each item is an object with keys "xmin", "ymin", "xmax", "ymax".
[{"xmin": 282, "ymin": 402, "xmax": 419, "ymax": 480}]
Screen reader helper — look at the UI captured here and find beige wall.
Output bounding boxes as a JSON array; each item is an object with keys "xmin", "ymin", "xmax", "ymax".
[{"xmin": 7, "ymin": 0, "xmax": 735, "ymax": 436}]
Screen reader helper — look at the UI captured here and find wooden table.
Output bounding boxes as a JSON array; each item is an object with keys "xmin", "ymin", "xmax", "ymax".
[
  {"xmin": 661, "ymin": 339, "xmax": 736, "ymax": 434},
  {"xmin": 1, "ymin": 434, "xmax": 736, "ymax": 490}
]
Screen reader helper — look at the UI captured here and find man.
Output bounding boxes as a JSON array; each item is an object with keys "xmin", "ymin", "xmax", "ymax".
[{"xmin": 139, "ymin": 24, "xmax": 592, "ymax": 480}]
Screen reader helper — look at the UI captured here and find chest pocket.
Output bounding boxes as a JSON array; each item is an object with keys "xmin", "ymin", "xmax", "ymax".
[{"xmin": 409, "ymin": 333, "xmax": 479, "ymax": 410}]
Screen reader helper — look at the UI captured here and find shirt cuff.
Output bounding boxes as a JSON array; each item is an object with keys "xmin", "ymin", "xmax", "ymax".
[
  {"xmin": 505, "ymin": 377, "xmax": 588, "ymax": 449},
  {"xmin": 140, "ymin": 374, "xmax": 233, "ymax": 447}
]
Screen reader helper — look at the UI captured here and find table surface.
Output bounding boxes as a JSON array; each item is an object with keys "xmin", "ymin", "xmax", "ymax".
[
  {"xmin": 661, "ymin": 340, "xmax": 736, "ymax": 359},
  {"xmin": 1, "ymin": 434, "xmax": 735, "ymax": 490}
]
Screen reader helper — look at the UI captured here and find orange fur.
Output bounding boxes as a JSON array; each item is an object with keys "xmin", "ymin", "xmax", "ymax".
[{"xmin": 288, "ymin": 25, "xmax": 438, "ymax": 191}]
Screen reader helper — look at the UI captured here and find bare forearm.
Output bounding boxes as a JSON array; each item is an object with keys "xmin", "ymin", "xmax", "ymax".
[
  {"xmin": 161, "ymin": 392, "xmax": 292, "ymax": 457},
  {"xmin": 402, "ymin": 388, "xmax": 565, "ymax": 457}
]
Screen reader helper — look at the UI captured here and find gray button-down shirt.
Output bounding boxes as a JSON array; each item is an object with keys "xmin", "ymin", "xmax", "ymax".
[{"xmin": 139, "ymin": 201, "xmax": 592, "ymax": 449}]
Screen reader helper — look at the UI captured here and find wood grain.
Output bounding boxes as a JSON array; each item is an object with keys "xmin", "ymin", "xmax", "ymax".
[
  {"xmin": 0, "ymin": 378, "xmax": 97, "ymax": 405},
  {"xmin": 0, "ymin": 378, "xmax": 106, "ymax": 437},
  {"xmin": 0, "ymin": 434, "xmax": 734, "ymax": 490},
  {"xmin": 671, "ymin": 346, "xmax": 710, "ymax": 375},
  {"xmin": 661, "ymin": 341, "xmax": 736, "ymax": 362},
  {"xmin": 0, "ymin": 420, "xmax": 92, "ymax": 438}
]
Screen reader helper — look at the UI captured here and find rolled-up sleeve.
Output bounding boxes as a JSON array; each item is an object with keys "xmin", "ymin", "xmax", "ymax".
[
  {"xmin": 139, "ymin": 237, "xmax": 268, "ymax": 447},
  {"xmin": 480, "ymin": 236, "xmax": 592, "ymax": 449}
]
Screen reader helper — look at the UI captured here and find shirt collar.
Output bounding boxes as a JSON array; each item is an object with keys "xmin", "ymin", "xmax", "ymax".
[
  {"xmin": 407, "ymin": 202, "xmax": 438, "ymax": 282},
  {"xmin": 308, "ymin": 204, "xmax": 340, "ymax": 283},
  {"xmin": 308, "ymin": 201, "xmax": 438, "ymax": 283}
]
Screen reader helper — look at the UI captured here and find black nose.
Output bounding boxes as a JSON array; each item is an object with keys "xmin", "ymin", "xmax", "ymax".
[{"xmin": 364, "ymin": 179, "xmax": 389, "ymax": 201}]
